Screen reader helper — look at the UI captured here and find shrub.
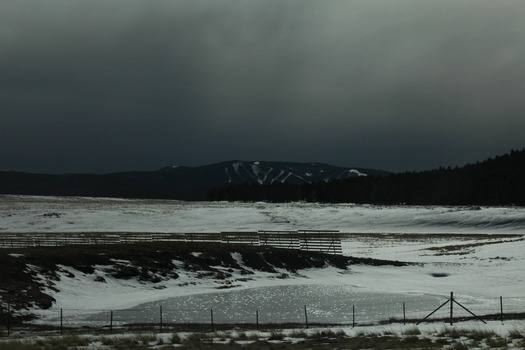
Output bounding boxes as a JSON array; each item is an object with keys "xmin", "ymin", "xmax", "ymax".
[
  {"xmin": 170, "ymin": 333, "xmax": 182, "ymax": 344},
  {"xmin": 184, "ymin": 332, "xmax": 212, "ymax": 347},
  {"xmin": 268, "ymin": 331, "xmax": 284, "ymax": 341},
  {"xmin": 135, "ymin": 334, "xmax": 156, "ymax": 345}
]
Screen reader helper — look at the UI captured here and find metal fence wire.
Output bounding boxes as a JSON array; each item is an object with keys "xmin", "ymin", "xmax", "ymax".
[{"xmin": 2, "ymin": 293, "xmax": 524, "ymax": 335}]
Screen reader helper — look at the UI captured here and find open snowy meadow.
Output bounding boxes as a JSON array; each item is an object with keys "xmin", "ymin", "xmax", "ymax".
[{"xmin": 1, "ymin": 195, "xmax": 524, "ymax": 348}]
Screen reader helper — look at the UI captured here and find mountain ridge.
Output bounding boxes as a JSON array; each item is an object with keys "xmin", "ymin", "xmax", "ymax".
[
  {"xmin": 157, "ymin": 160, "xmax": 386, "ymax": 185},
  {"xmin": 0, "ymin": 160, "xmax": 387, "ymax": 200},
  {"xmin": 209, "ymin": 149, "xmax": 525, "ymax": 205}
]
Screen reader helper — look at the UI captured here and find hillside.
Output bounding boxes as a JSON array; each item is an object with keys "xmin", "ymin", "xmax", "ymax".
[
  {"xmin": 209, "ymin": 149, "xmax": 525, "ymax": 205},
  {"xmin": 2, "ymin": 150, "xmax": 524, "ymax": 205},
  {"xmin": 0, "ymin": 242, "xmax": 407, "ymax": 320},
  {"xmin": 0, "ymin": 161, "xmax": 386, "ymax": 201}
]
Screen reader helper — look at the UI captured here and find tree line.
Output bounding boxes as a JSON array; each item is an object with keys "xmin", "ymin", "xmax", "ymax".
[{"xmin": 208, "ymin": 149, "xmax": 525, "ymax": 205}]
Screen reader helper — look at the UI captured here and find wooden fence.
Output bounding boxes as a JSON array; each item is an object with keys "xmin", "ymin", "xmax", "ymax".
[{"xmin": 0, "ymin": 230, "xmax": 343, "ymax": 254}]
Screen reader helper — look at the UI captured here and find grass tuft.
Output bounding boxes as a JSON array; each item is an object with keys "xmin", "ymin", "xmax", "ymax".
[
  {"xmin": 449, "ymin": 341, "xmax": 469, "ymax": 350},
  {"xmin": 508, "ymin": 329, "xmax": 524, "ymax": 339},
  {"xmin": 0, "ymin": 340, "xmax": 35, "ymax": 350},
  {"xmin": 485, "ymin": 335, "xmax": 508, "ymax": 348},
  {"xmin": 467, "ymin": 329, "xmax": 496, "ymax": 341},
  {"xmin": 289, "ymin": 330, "xmax": 308, "ymax": 339},
  {"xmin": 437, "ymin": 327, "xmax": 462, "ymax": 339},
  {"xmin": 402, "ymin": 326, "xmax": 421, "ymax": 336},
  {"xmin": 0, "ymin": 325, "xmax": 521, "ymax": 349},
  {"xmin": 170, "ymin": 333, "xmax": 182, "ymax": 344}
]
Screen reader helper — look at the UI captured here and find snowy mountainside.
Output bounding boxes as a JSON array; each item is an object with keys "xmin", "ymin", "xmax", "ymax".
[
  {"xmin": 158, "ymin": 160, "xmax": 382, "ymax": 186},
  {"xmin": 0, "ymin": 161, "xmax": 387, "ymax": 201}
]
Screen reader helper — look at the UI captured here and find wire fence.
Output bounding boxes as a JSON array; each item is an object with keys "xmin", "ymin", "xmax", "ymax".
[{"xmin": 2, "ymin": 293, "xmax": 524, "ymax": 336}]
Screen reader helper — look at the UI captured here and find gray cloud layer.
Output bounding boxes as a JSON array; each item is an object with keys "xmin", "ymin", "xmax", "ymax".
[{"xmin": 1, "ymin": 0, "xmax": 525, "ymax": 173}]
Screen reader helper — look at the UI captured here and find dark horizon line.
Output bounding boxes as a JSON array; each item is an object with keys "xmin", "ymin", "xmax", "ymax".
[{"xmin": 2, "ymin": 148, "xmax": 523, "ymax": 177}]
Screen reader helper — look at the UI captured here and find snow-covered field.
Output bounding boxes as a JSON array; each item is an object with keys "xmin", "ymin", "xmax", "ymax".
[
  {"xmin": 1, "ymin": 195, "xmax": 524, "ymax": 329},
  {"xmin": 2, "ymin": 195, "xmax": 524, "ymax": 234}
]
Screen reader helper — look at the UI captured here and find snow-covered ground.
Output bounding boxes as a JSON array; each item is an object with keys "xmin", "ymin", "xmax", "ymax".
[
  {"xmin": 1, "ymin": 195, "xmax": 524, "ymax": 327},
  {"xmin": 1, "ymin": 195, "xmax": 524, "ymax": 234}
]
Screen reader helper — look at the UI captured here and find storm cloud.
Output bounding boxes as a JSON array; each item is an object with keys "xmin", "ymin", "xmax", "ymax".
[{"xmin": 1, "ymin": 0, "xmax": 525, "ymax": 173}]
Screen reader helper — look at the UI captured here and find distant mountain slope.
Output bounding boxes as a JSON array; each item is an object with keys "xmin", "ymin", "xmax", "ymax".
[
  {"xmin": 158, "ymin": 161, "xmax": 387, "ymax": 185},
  {"xmin": 209, "ymin": 150, "xmax": 525, "ymax": 205},
  {"xmin": 0, "ymin": 161, "xmax": 386, "ymax": 200}
]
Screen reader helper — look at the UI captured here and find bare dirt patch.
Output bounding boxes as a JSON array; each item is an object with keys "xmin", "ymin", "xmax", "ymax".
[{"xmin": 0, "ymin": 242, "xmax": 410, "ymax": 321}]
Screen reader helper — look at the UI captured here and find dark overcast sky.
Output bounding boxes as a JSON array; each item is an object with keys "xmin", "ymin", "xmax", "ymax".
[{"xmin": 1, "ymin": 0, "xmax": 525, "ymax": 174}]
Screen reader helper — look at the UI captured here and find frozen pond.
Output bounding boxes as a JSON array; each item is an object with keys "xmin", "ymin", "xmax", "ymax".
[
  {"xmin": 107, "ymin": 285, "xmax": 445, "ymax": 325},
  {"xmin": 41, "ymin": 284, "xmax": 523, "ymax": 328}
]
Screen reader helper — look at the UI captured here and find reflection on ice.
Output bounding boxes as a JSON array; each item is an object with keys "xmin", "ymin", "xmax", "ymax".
[{"xmin": 116, "ymin": 285, "xmax": 445, "ymax": 325}]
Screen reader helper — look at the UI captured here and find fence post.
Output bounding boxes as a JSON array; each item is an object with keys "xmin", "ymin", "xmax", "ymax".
[
  {"xmin": 7, "ymin": 304, "xmax": 10, "ymax": 336},
  {"xmin": 417, "ymin": 297, "xmax": 450, "ymax": 325},
  {"xmin": 500, "ymin": 296, "xmax": 503, "ymax": 323},
  {"xmin": 110, "ymin": 311, "xmax": 113, "ymax": 333},
  {"xmin": 304, "ymin": 305, "xmax": 308, "ymax": 329},
  {"xmin": 256, "ymin": 310, "xmax": 259, "ymax": 330},
  {"xmin": 352, "ymin": 305, "xmax": 355, "ymax": 328},
  {"xmin": 403, "ymin": 302, "xmax": 406, "ymax": 325},
  {"xmin": 450, "ymin": 292, "xmax": 454, "ymax": 326},
  {"xmin": 160, "ymin": 305, "xmax": 163, "ymax": 333},
  {"xmin": 210, "ymin": 309, "xmax": 214, "ymax": 332},
  {"xmin": 60, "ymin": 309, "xmax": 63, "ymax": 334},
  {"xmin": 452, "ymin": 293, "xmax": 487, "ymax": 325}
]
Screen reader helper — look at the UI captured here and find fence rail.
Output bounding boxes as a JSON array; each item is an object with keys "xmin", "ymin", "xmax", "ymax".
[
  {"xmin": 0, "ymin": 231, "xmax": 343, "ymax": 254},
  {"xmin": 1, "ymin": 293, "xmax": 524, "ymax": 336}
]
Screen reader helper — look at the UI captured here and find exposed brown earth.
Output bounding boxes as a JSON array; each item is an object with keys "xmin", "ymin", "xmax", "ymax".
[{"xmin": 0, "ymin": 242, "xmax": 409, "ymax": 321}]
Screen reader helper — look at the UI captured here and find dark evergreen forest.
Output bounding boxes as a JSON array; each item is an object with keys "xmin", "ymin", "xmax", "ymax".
[{"xmin": 208, "ymin": 149, "xmax": 525, "ymax": 205}]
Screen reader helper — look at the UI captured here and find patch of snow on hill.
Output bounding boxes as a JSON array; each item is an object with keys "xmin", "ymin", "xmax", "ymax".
[{"xmin": 350, "ymin": 169, "xmax": 367, "ymax": 176}]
